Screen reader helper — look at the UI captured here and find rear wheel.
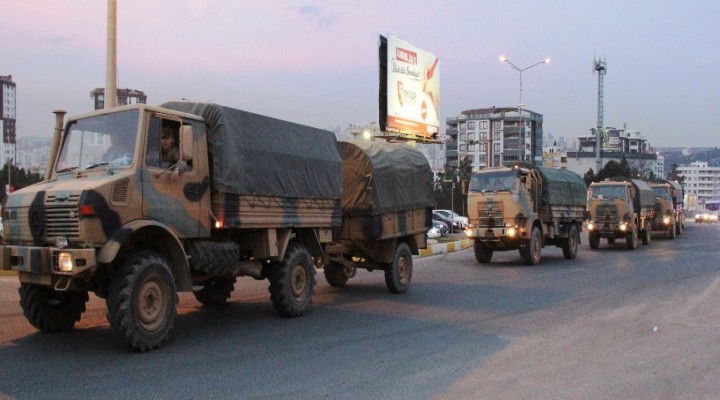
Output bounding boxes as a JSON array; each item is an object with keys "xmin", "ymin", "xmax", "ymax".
[
  {"xmin": 193, "ymin": 277, "xmax": 236, "ymax": 306},
  {"xmin": 384, "ymin": 242, "xmax": 413, "ymax": 294},
  {"xmin": 107, "ymin": 251, "xmax": 177, "ymax": 352},
  {"xmin": 589, "ymin": 231, "xmax": 600, "ymax": 249},
  {"xmin": 521, "ymin": 226, "xmax": 542, "ymax": 265},
  {"xmin": 562, "ymin": 224, "xmax": 579, "ymax": 259},
  {"xmin": 268, "ymin": 243, "xmax": 315, "ymax": 317},
  {"xmin": 19, "ymin": 284, "xmax": 88, "ymax": 332},
  {"xmin": 473, "ymin": 240, "xmax": 493, "ymax": 264}
]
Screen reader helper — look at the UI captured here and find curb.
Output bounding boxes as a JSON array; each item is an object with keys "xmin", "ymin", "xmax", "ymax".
[{"xmin": 419, "ymin": 238, "xmax": 472, "ymax": 257}]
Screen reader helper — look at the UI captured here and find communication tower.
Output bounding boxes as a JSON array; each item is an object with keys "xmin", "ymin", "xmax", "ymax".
[{"xmin": 593, "ymin": 56, "xmax": 607, "ymax": 173}]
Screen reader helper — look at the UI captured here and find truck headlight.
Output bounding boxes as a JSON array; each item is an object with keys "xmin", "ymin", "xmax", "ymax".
[
  {"xmin": 663, "ymin": 217, "xmax": 670, "ymax": 225},
  {"xmin": 56, "ymin": 252, "xmax": 74, "ymax": 273},
  {"xmin": 464, "ymin": 227, "xmax": 474, "ymax": 238},
  {"xmin": 619, "ymin": 223, "xmax": 627, "ymax": 231},
  {"xmin": 507, "ymin": 226, "xmax": 517, "ymax": 237},
  {"xmin": 587, "ymin": 222, "xmax": 595, "ymax": 231}
]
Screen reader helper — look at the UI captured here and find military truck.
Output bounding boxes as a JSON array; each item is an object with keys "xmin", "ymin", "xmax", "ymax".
[
  {"xmin": 0, "ymin": 102, "xmax": 432, "ymax": 351},
  {"xmin": 464, "ymin": 166, "xmax": 586, "ymax": 265},
  {"xmin": 649, "ymin": 180, "xmax": 685, "ymax": 238},
  {"xmin": 586, "ymin": 179, "xmax": 655, "ymax": 250}
]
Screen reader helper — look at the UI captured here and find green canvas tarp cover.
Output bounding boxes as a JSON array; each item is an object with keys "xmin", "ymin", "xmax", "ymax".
[
  {"xmin": 536, "ymin": 166, "xmax": 586, "ymax": 207},
  {"xmin": 161, "ymin": 101, "xmax": 342, "ymax": 200},
  {"xmin": 630, "ymin": 179, "xmax": 656, "ymax": 209},
  {"xmin": 337, "ymin": 141, "xmax": 433, "ymax": 216}
]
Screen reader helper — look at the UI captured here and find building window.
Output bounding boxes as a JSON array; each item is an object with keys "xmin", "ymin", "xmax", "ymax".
[
  {"xmin": 493, "ymin": 131, "xmax": 501, "ymax": 140},
  {"xmin": 468, "ymin": 133, "xmax": 475, "ymax": 140},
  {"xmin": 480, "ymin": 121, "xmax": 488, "ymax": 129},
  {"xmin": 493, "ymin": 121, "xmax": 502, "ymax": 129},
  {"xmin": 479, "ymin": 132, "xmax": 487, "ymax": 140},
  {"xmin": 494, "ymin": 143, "xmax": 501, "ymax": 152},
  {"xmin": 467, "ymin": 121, "xmax": 475, "ymax": 130}
]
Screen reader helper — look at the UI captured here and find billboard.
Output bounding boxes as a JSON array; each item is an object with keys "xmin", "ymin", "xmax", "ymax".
[{"xmin": 379, "ymin": 34, "xmax": 439, "ymax": 141}]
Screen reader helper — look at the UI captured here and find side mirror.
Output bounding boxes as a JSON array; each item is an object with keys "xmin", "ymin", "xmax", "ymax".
[{"xmin": 179, "ymin": 125, "xmax": 194, "ymax": 161}]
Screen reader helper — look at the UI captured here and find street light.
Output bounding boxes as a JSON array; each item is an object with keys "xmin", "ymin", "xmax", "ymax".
[{"xmin": 500, "ymin": 56, "xmax": 550, "ymax": 165}]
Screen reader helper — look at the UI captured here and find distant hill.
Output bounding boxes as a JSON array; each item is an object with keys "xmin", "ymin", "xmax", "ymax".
[{"xmin": 656, "ymin": 147, "xmax": 720, "ymax": 169}]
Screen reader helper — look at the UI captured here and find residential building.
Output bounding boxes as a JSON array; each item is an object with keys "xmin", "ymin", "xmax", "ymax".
[
  {"xmin": 445, "ymin": 106, "xmax": 544, "ymax": 171},
  {"xmin": 91, "ymin": 88, "xmax": 147, "ymax": 110},
  {"xmin": 1, "ymin": 75, "xmax": 17, "ymax": 168},
  {"xmin": 565, "ymin": 127, "xmax": 657, "ymax": 177},
  {"xmin": 677, "ymin": 161, "xmax": 720, "ymax": 211}
]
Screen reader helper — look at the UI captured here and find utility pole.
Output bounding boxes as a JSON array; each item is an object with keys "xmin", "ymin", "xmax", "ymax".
[
  {"xmin": 105, "ymin": 0, "xmax": 118, "ymax": 109},
  {"xmin": 593, "ymin": 56, "xmax": 607, "ymax": 173}
]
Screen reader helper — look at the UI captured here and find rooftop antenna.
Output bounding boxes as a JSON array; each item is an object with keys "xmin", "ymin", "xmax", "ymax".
[{"xmin": 593, "ymin": 55, "xmax": 607, "ymax": 173}]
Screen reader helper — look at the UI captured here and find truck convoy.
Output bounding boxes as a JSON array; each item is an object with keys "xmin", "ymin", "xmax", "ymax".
[
  {"xmin": 649, "ymin": 179, "xmax": 685, "ymax": 238},
  {"xmin": 0, "ymin": 102, "xmax": 433, "ymax": 351},
  {"xmin": 464, "ymin": 166, "xmax": 586, "ymax": 265},
  {"xmin": 586, "ymin": 179, "xmax": 655, "ymax": 250}
]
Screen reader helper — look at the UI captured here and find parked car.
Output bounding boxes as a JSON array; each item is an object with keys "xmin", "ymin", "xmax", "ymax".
[
  {"xmin": 433, "ymin": 209, "xmax": 469, "ymax": 229},
  {"xmin": 432, "ymin": 213, "xmax": 454, "ymax": 233},
  {"xmin": 427, "ymin": 226, "xmax": 442, "ymax": 239},
  {"xmin": 432, "ymin": 220, "xmax": 449, "ymax": 235}
]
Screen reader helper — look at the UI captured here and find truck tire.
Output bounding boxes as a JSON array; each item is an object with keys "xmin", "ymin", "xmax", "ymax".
[
  {"xmin": 641, "ymin": 227, "xmax": 651, "ymax": 245},
  {"xmin": 521, "ymin": 226, "xmax": 542, "ymax": 265},
  {"xmin": 187, "ymin": 241, "xmax": 240, "ymax": 276},
  {"xmin": 19, "ymin": 283, "xmax": 88, "ymax": 333},
  {"xmin": 626, "ymin": 223, "xmax": 638, "ymax": 250},
  {"xmin": 193, "ymin": 277, "xmax": 236, "ymax": 306},
  {"xmin": 562, "ymin": 224, "xmax": 580, "ymax": 259},
  {"xmin": 107, "ymin": 251, "xmax": 177, "ymax": 352},
  {"xmin": 323, "ymin": 263, "xmax": 351, "ymax": 288},
  {"xmin": 589, "ymin": 231, "xmax": 600, "ymax": 249},
  {"xmin": 268, "ymin": 243, "xmax": 315, "ymax": 317},
  {"xmin": 384, "ymin": 242, "xmax": 413, "ymax": 294},
  {"xmin": 473, "ymin": 240, "xmax": 493, "ymax": 263}
]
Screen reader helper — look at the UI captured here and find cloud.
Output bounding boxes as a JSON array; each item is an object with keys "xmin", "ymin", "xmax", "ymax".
[{"xmin": 297, "ymin": 5, "xmax": 337, "ymax": 28}]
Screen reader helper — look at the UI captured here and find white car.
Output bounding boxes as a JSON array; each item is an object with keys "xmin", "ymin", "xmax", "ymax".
[{"xmin": 433, "ymin": 209, "xmax": 469, "ymax": 229}]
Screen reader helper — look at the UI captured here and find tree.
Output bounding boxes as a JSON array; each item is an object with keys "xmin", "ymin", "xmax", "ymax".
[
  {"xmin": 583, "ymin": 168, "xmax": 595, "ymax": 187},
  {"xmin": 666, "ymin": 163, "xmax": 685, "ymax": 184},
  {"xmin": 0, "ymin": 163, "xmax": 43, "ymax": 198}
]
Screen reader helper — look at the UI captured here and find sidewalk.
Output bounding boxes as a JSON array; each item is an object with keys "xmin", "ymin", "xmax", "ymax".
[{"xmin": 419, "ymin": 232, "xmax": 471, "ymax": 257}]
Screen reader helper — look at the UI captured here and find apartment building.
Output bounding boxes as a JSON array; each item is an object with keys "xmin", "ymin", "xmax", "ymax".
[{"xmin": 677, "ymin": 161, "xmax": 720, "ymax": 209}]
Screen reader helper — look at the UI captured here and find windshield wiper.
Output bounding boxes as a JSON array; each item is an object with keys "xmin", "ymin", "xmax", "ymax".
[
  {"xmin": 85, "ymin": 162, "xmax": 109, "ymax": 170},
  {"xmin": 56, "ymin": 166, "xmax": 79, "ymax": 173}
]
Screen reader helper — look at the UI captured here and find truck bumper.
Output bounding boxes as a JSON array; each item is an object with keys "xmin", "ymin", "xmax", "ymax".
[
  {"xmin": 465, "ymin": 227, "xmax": 522, "ymax": 249},
  {"xmin": 0, "ymin": 245, "xmax": 97, "ymax": 277}
]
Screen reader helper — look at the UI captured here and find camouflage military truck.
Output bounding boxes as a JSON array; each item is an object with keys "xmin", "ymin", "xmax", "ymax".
[
  {"xmin": 649, "ymin": 180, "xmax": 685, "ymax": 239},
  {"xmin": 464, "ymin": 166, "xmax": 586, "ymax": 265},
  {"xmin": 586, "ymin": 179, "xmax": 655, "ymax": 250},
  {"xmin": 0, "ymin": 101, "xmax": 431, "ymax": 351}
]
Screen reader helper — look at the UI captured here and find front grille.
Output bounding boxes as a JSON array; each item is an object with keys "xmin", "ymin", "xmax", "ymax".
[
  {"xmin": 596, "ymin": 203, "xmax": 618, "ymax": 222},
  {"xmin": 46, "ymin": 194, "xmax": 81, "ymax": 240},
  {"xmin": 478, "ymin": 201, "xmax": 505, "ymax": 227}
]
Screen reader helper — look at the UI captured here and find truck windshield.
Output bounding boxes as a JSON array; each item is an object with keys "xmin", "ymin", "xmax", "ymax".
[
  {"xmin": 590, "ymin": 185, "xmax": 626, "ymax": 200},
  {"xmin": 56, "ymin": 109, "xmax": 139, "ymax": 172},
  {"xmin": 652, "ymin": 186, "xmax": 671, "ymax": 201},
  {"xmin": 469, "ymin": 171, "xmax": 517, "ymax": 193}
]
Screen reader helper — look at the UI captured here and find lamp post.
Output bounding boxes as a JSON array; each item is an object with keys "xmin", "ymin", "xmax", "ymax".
[{"xmin": 500, "ymin": 56, "xmax": 550, "ymax": 165}]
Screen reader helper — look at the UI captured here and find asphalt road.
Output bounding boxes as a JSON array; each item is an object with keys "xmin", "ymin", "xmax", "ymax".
[{"xmin": 1, "ymin": 222, "xmax": 719, "ymax": 399}]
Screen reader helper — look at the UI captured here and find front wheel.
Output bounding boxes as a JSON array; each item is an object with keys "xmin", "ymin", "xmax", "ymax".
[
  {"xmin": 19, "ymin": 284, "xmax": 88, "ymax": 332},
  {"xmin": 268, "ymin": 243, "xmax": 316, "ymax": 317},
  {"xmin": 626, "ymin": 223, "xmax": 638, "ymax": 250},
  {"xmin": 107, "ymin": 251, "xmax": 177, "ymax": 352},
  {"xmin": 589, "ymin": 231, "xmax": 600, "ymax": 249},
  {"xmin": 473, "ymin": 240, "xmax": 493, "ymax": 264},
  {"xmin": 562, "ymin": 224, "xmax": 579, "ymax": 259},
  {"xmin": 521, "ymin": 226, "xmax": 542, "ymax": 265},
  {"xmin": 384, "ymin": 242, "xmax": 413, "ymax": 294}
]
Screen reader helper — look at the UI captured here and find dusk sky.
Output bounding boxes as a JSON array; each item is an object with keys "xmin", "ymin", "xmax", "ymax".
[{"xmin": 3, "ymin": 0, "xmax": 719, "ymax": 148}]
